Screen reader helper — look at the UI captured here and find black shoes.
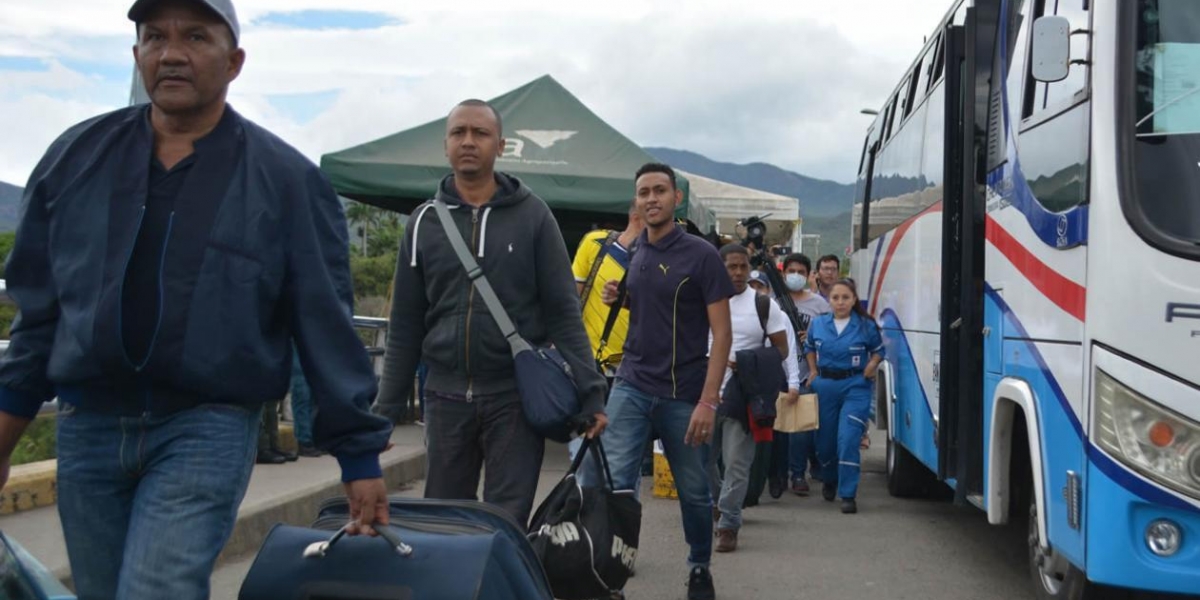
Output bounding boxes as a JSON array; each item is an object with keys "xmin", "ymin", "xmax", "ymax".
[
  {"xmin": 768, "ymin": 475, "xmax": 785, "ymax": 499},
  {"xmin": 822, "ymin": 482, "xmax": 836, "ymax": 502},
  {"xmin": 687, "ymin": 566, "xmax": 715, "ymax": 600},
  {"xmin": 255, "ymin": 449, "xmax": 288, "ymax": 464},
  {"xmin": 298, "ymin": 444, "xmax": 328, "ymax": 457},
  {"xmin": 841, "ymin": 498, "xmax": 858, "ymax": 514}
]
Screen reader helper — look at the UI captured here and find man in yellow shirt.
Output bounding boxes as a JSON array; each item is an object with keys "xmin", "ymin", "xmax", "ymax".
[
  {"xmin": 572, "ymin": 203, "xmax": 644, "ymax": 377},
  {"xmin": 570, "ymin": 203, "xmax": 643, "ymax": 461}
]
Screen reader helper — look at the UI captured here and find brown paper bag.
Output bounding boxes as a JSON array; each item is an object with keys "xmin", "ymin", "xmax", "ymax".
[{"xmin": 774, "ymin": 391, "xmax": 820, "ymax": 433}]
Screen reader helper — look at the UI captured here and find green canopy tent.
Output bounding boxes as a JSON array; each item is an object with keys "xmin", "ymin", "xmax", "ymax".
[{"xmin": 320, "ymin": 75, "xmax": 715, "ymax": 246}]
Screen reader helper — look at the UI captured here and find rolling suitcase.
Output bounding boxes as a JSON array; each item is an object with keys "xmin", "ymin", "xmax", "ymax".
[{"xmin": 238, "ymin": 496, "xmax": 553, "ymax": 600}]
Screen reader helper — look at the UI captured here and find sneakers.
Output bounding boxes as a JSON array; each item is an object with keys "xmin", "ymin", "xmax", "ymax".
[
  {"xmin": 841, "ymin": 498, "xmax": 858, "ymax": 514},
  {"xmin": 791, "ymin": 478, "xmax": 811, "ymax": 496},
  {"xmin": 768, "ymin": 475, "xmax": 785, "ymax": 499},
  {"xmin": 714, "ymin": 529, "xmax": 738, "ymax": 553},
  {"xmin": 822, "ymin": 482, "xmax": 836, "ymax": 502},
  {"xmin": 687, "ymin": 566, "xmax": 715, "ymax": 600},
  {"xmin": 298, "ymin": 444, "xmax": 328, "ymax": 458}
]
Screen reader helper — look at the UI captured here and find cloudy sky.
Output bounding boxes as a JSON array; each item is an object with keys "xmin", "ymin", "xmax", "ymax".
[{"xmin": 0, "ymin": 0, "xmax": 951, "ymax": 187}]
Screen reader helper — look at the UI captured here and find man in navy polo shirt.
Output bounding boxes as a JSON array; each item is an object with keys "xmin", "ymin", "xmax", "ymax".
[{"xmin": 592, "ymin": 163, "xmax": 733, "ymax": 600}]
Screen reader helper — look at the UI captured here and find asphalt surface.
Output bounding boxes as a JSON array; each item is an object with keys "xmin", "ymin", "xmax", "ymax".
[{"xmin": 212, "ymin": 433, "xmax": 1035, "ymax": 599}]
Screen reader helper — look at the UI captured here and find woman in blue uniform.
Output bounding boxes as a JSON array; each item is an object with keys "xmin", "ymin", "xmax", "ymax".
[{"xmin": 802, "ymin": 280, "xmax": 884, "ymax": 514}]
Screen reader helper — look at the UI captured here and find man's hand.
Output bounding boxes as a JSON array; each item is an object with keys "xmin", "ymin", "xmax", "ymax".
[
  {"xmin": 785, "ymin": 389, "xmax": 800, "ymax": 405},
  {"xmin": 585, "ymin": 413, "xmax": 608, "ymax": 439},
  {"xmin": 343, "ymin": 478, "xmax": 389, "ymax": 536},
  {"xmin": 600, "ymin": 279, "xmax": 620, "ymax": 305},
  {"xmin": 685, "ymin": 402, "xmax": 717, "ymax": 447}
]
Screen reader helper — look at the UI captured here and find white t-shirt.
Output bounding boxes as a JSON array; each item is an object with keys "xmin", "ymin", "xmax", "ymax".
[
  {"xmin": 780, "ymin": 314, "xmax": 800, "ymax": 390},
  {"xmin": 788, "ymin": 292, "xmax": 832, "ymax": 386},
  {"xmin": 834, "ymin": 316, "xmax": 851, "ymax": 335},
  {"xmin": 709, "ymin": 286, "xmax": 789, "ymax": 395}
]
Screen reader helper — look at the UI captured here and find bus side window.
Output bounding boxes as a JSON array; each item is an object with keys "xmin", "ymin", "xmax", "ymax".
[
  {"xmin": 884, "ymin": 95, "xmax": 899, "ymax": 141},
  {"xmin": 1016, "ymin": 0, "xmax": 1090, "ymax": 214},
  {"xmin": 1027, "ymin": 0, "xmax": 1091, "ymax": 116},
  {"xmin": 921, "ymin": 34, "xmax": 943, "ymax": 96},
  {"xmin": 1017, "ymin": 103, "xmax": 1089, "ymax": 213},
  {"xmin": 1044, "ymin": 0, "xmax": 1090, "ymax": 109}
]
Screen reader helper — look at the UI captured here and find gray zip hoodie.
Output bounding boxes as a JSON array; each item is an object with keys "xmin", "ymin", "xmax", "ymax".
[{"xmin": 375, "ymin": 173, "xmax": 606, "ymax": 419}]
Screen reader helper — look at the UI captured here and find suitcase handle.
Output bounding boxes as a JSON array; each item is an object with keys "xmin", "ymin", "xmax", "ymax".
[{"xmin": 303, "ymin": 523, "xmax": 414, "ymax": 560}]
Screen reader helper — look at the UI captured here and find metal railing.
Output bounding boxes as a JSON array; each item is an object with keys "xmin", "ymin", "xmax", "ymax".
[{"xmin": 0, "ymin": 280, "xmax": 404, "ymax": 418}]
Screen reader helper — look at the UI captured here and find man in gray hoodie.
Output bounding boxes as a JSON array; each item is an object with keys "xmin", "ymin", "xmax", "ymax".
[{"xmin": 374, "ymin": 99, "xmax": 607, "ymax": 525}]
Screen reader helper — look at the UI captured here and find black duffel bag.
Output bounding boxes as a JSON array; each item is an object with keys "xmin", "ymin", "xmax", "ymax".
[{"xmin": 528, "ymin": 437, "xmax": 642, "ymax": 599}]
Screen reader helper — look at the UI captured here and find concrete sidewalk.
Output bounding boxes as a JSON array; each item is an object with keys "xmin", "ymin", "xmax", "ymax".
[{"xmin": 0, "ymin": 424, "xmax": 427, "ymax": 588}]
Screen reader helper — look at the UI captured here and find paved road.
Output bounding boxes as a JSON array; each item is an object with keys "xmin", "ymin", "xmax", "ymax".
[{"xmin": 212, "ymin": 434, "xmax": 1033, "ymax": 599}]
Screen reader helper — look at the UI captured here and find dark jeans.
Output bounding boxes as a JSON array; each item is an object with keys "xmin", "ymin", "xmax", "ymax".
[
  {"xmin": 290, "ymin": 352, "xmax": 314, "ymax": 446},
  {"xmin": 258, "ymin": 400, "xmax": 280, "ymax": 451},
  {"xmin": 424, "ymin": 389, "xmax": 545, "ymax": 526}
]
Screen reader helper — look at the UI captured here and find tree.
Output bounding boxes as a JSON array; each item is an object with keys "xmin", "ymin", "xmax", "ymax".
[{"xmin": 0, "ymin": 231, "xmax": 15, "ymax": 337}]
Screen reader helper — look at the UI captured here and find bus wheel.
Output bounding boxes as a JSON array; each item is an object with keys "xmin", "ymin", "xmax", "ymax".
[
  {"xmin": 886, "ymin": 430, "xmax": 931, "ymax": 497},
  {"xmin": 1027, "ymin": 491, "xmax": 1124, "ymax": 600}
]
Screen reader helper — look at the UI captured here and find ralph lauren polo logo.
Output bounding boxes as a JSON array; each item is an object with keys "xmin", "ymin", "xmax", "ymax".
[{"xmin": 658, "ymin": 263, "xmax": 670, "ymax": 276}]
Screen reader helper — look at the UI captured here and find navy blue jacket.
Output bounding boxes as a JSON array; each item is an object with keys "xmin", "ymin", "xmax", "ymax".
[
  {"xmin": 0, "ymin": 105, "xmax": 390, "ymax": 480},
  {"xmin": 719, "ymin": 346, "xmax": 786, "ymax": 430}
]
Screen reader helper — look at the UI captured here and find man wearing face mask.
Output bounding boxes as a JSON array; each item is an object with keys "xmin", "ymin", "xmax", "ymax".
[{"xmin": 770, "ymin": 254, "xmax": 830, "ymax": 497}]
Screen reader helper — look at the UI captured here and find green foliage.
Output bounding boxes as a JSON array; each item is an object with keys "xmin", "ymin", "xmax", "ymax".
[
  {"xmin": 11, "ymin": 414, "xmax": 56, "ymax": 466},
  {"xmin": 0, "ymin": 231, "xmax": 14, "ymax": 279},
  {"xmin": 345, "ymin": 202, "xmax": 403, "ymax": 304},
  {"xmin": 0, "ymin": 231, "xmax": 15, "ymax": 337},
  {"xmin": 350, "ymin": 252, "xmax": 398, "ymax": 301}
]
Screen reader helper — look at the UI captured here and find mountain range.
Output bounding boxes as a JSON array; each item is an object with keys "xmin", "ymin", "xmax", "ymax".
[
  {"xmin": 644, "ymin": 147, "xmax": 855, "ymax": 259},
  {"xmin": 0, "ymin": 182, "xmax": 21, "ymax": 232}
]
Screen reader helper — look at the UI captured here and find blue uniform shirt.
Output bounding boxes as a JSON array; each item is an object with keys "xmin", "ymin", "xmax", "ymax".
[{"xmin": 803, "ymin": 312, "xmax": 885, "ymax": 371}]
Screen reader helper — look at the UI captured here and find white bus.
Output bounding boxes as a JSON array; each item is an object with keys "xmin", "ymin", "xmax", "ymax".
[{"xmin": 851, "ymin": 0, "xmax": 1200, "ymax": 597}]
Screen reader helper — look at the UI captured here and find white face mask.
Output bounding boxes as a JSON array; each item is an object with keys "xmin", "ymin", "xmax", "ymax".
[{"xmin": 785, "ymin": 273, "xmax": 808, "ymax": 292}]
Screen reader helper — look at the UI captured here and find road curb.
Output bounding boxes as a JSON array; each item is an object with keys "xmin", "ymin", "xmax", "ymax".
[{"xmin": 1, "ymin": 425, "xmax": 305, "ymax": 516}]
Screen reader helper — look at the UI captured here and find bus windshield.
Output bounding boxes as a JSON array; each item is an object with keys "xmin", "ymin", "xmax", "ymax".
[{"xmin": 1132, "ymin": 0, "xmax": 1200, "ymax": 251}]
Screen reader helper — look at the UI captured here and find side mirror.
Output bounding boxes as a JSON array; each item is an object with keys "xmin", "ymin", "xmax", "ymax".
[{"xmin": 1031, "ymin": 15, "xmax": 1071, "ymax": 83}]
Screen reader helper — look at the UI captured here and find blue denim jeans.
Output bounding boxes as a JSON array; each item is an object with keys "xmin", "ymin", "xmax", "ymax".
[
  {"xmin": 290, "ymin": 351, "xmax": 314, "ymax": 446},
  {"xmin": 580, "ymin": 379, "xmax": 713, "ymax": 567},
  {"xmin": 55, "ymin": 402, "xmax": 260, "ymax": 600},
  {"xmin": 812, "ymin": 376, "xmax": 873, "ymax": 499}
]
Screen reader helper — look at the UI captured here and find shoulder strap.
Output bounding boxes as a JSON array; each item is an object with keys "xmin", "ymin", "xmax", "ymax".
[
  {"xmin": 755, "ymin": 294, "xmax": 770, "ymax": 343},
  {"xmin": 596, "ymin": 275, "xmax": 628, "ymax": 359},
  {"xmin": 433, "ymin": 200, "xmax": 530, "ymax": 356},
  {"xmin": 580, "ymin": 231, "xmax": 619, "ymax": 301}
]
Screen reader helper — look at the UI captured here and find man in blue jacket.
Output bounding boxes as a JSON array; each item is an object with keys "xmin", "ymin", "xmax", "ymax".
[{"xmin": 0, "ymin": 1, "xmax": 392, "ymax": 598}]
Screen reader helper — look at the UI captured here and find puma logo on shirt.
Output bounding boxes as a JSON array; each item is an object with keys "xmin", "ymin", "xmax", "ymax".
[{"xmin": 659, "ymin": 263, "xmax": 670, "ymax": 276}]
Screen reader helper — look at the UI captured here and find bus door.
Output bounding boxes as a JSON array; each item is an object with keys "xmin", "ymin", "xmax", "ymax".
[{"xmin": 938, "ymin": 1, "xmax": 999, "ymax": 505}]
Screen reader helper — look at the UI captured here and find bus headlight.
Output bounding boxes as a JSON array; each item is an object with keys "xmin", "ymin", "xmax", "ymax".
[{"xmin": 1094, "ymin": 369, "xmax": 1200, "ymax": 500}]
